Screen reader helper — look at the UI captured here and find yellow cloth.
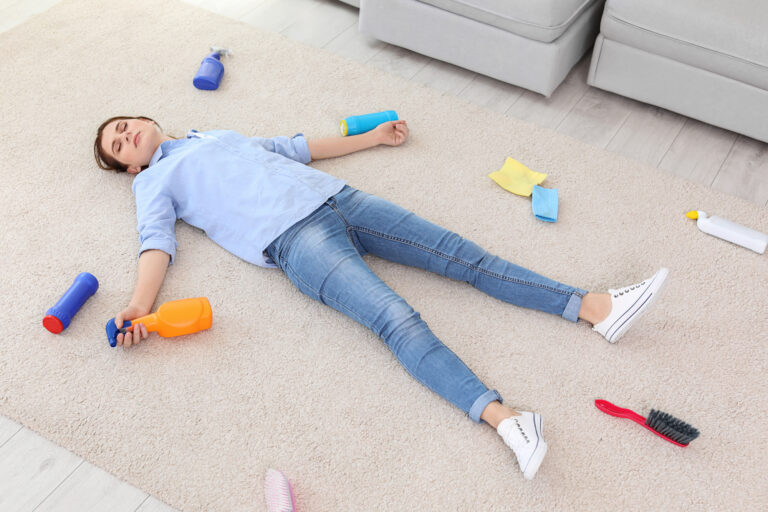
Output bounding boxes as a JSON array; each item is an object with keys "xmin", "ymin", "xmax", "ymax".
[{"xmin": 488, "ymin": 157, "xmax": 547, "ymax": 197}]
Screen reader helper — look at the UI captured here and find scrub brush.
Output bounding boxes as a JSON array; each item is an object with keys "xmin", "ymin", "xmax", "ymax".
[{"xmin": 595, "ymin": 399, "xmax": 700, "ymax": 447}]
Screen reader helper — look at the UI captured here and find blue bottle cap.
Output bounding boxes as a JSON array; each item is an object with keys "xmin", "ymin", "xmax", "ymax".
[{"xmin": 106, "ymin": 318, "xmax": 132, "ymax": 348}]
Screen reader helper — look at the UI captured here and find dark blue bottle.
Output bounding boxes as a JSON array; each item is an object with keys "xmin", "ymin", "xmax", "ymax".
[
  {"xmin": 193, "ymin": 52, "xmax": 225, "ymax": 90},
  {"xmin": 43, "ymin": 272, "xmax": 99, "ymax": 334}
]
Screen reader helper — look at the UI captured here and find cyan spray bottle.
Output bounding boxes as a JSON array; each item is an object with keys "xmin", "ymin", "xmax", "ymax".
[
  {"xmin": 193, "ymin": 46, "xmax": 232, "ymax": 90},
  {"xmin": 686, "ymin": 211, "xmax": 767, "ymax": 254},
  {"xmin": 340, "ymin": 110, "xmax": 398, "ymax": 136}
]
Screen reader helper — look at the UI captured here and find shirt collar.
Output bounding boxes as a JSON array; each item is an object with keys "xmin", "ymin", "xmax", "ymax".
[
  {"xmin": 148, "ymin": 138, "xmax": 189, "ymax": 167},
  {"xmin": 148, "ymin": 144, "xmax": 165, "ymax": 167}
]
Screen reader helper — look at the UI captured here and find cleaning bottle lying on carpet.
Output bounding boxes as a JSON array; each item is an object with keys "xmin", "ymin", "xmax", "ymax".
[
  {"xmin": 340, "ymin": 110, "xmax": 398, "ymax": 136},
  {"xmin": 686, "ymin": 210, "xmax": 767, "ymax": 254},
  {"xmin": 595, "ymin": 399, "xmax": 700, "ymax": 447},
  {"xmin": 43, "ymin": 272, "xmax": 99, "ymax": 334},
  {"xmin": 105, "ymin": 297, "xmax": 212, "ymax": 347},
  {"xmin": 193, "ymin": 46, "xmax": 232, "ymax": 90}
]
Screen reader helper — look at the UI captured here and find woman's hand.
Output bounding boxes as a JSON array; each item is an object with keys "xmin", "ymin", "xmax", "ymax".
[
  {"xmin": 373, "ymin": 120, "xmax": 409, "ymax": 147},
  {"xmin": 114, "ymin": 304, "xmax": 151, "ymax": 348}
]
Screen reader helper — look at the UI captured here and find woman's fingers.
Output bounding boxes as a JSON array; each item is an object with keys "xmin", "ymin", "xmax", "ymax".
[
  {"xmin": 112, "ymin": 322, "xmax": 151, "ymax": 349},
  {"xmin": 378, "ymin": 120, "xmax": 408, "ymax": 146},
  {"xmin": 113, "ymin": 306, "xmax": 151, "ymax": 348},
  {"xmin": 395, "ymin": 124, "xmax": 408, "ymax": 144}
]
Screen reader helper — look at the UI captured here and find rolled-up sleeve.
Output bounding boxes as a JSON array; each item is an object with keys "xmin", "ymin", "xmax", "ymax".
[
  {"xmin": 134, "ymin": 186, "xmax": 178, "ymax": 265},
  {"xmin": 249, "ymin": 133, "xmax": 312, "ymax": 164}
]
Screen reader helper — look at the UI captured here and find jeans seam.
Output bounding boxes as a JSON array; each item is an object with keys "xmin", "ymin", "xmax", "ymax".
[
  {"xmin": 350, "ymin": 226, "xmax": 581, "ymax": 297},
  {"xmin": 282, "ymin": 260, "xmax": 370, "ymax": 328},
  {"xmin": 327, "ymin": 201, "xmax": 364, "ymax": 251},
  {"xmin": 282, "ymin": 261, "xmax": 454, "ymax": 405}
]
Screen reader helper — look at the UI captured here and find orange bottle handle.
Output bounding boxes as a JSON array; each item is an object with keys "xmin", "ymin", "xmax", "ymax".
[{"xmin": 124, "ymin": 298, "xmax": 212, "ymax": 338}]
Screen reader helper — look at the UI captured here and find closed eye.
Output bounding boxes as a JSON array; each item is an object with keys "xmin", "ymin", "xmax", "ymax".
[{"xmin": 115, "ymin": 121, "xmax": 126, "ymax": 154}]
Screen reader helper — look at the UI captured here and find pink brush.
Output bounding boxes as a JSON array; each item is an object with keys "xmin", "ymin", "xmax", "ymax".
[
  {"xmin": 595, "ymin": 399, "xmax": 700, "ymax": 447},
  {"xmin": 265, "ymin": 469, "xmax": 296, "ymax": 512}
]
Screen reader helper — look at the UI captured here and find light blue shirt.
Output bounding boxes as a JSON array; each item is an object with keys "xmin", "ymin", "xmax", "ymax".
[{"xmin": 132, "ymin": 130, "xmax": 346, "ymax": 268}]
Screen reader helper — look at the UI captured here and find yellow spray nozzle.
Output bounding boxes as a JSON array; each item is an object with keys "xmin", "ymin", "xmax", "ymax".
[{"xmin": 686, "ymin": 210, "xmax": 699, "ymax": 220}]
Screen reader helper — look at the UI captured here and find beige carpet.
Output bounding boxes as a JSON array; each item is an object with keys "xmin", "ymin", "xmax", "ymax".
[{"xmin": 1, "ymin": 0, "xmax": 767, "ymax": 510}]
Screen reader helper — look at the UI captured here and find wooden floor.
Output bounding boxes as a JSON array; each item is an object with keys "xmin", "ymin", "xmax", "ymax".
[{"xmin": 1, "ymin": 0, "xmax": 766, "ymax": 510}]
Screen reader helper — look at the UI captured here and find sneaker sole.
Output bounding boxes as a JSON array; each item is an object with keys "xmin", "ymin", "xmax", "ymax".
[
  {"xmin": 522, "ymin": 413, "xmax": 547, "ymax": 480},
  {"xmin": 606, "ymin": 268, "xmax": 669, "ymax": 343}
]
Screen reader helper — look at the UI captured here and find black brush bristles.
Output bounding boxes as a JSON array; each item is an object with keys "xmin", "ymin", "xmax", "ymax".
[{"xmin": 646, "ymin": 409, "xmax": 700, "ymax": 445}]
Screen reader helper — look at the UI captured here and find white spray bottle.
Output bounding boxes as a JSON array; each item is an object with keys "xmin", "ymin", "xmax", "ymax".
[{"xmin": 686, "ymin": 211, "xmax": 768, "ymax": 254}]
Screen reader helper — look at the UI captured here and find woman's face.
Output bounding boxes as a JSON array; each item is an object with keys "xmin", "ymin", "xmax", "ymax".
[{"xmin": 100, "ymin": 118, "xmax": 166, "ymax": 174}]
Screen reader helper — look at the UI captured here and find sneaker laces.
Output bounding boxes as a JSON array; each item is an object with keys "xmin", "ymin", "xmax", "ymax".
[
  {"xmin": 613, "ymin": 280, "xmax": 646, "ymax": 298},
  {"xmin": 512, "ymin": 416, "xmax": 531, "ymax": 445},
  {"xmin": 500, "ymin": 416, "xmax": 532, "ymax": 449}
]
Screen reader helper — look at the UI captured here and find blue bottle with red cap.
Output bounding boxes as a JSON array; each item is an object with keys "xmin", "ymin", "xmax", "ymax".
[{"xmin": 43, "ymin": 272, "xmax": 99, "ymax": 334}]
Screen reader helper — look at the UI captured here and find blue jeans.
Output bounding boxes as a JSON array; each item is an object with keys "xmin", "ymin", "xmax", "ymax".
[{"xmin": 266, "ymin": 186, "xmax": 587, "ymax": 423}]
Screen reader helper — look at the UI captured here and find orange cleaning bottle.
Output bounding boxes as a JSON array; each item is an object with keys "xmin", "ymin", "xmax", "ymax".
[{"xmin": 106, "ymin": 297, "xmax": 212, "ymax": 347}]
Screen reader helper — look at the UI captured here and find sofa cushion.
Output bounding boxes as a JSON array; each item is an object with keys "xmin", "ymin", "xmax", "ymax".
[
  {"xmin": 416, "ymin": 0, "xmax": 599, "ymax": 43},
  {"xmin": 601, "ymin": 0, "xmax": 768, "ymax": 90}
]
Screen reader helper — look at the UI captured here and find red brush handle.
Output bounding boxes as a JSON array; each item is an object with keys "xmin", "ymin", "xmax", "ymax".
[{"xmin": 594, "ymin": 399, "xmax": 688, "ymax": 447}]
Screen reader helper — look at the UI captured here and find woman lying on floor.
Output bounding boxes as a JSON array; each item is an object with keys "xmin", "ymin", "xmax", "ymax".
[{"xmin": 94, "ymin": 115, "xmax": 668, "ymax": 480}]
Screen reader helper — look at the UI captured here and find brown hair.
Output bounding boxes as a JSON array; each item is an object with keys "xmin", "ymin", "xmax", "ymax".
[{"xmin": 93, "ymin": 116, "xmax": 161, "ymax": 172}]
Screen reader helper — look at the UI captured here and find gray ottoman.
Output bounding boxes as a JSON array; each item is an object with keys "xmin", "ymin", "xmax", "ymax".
[
  {"xmin": 588, "ymin": 0, "xmax": 768, "ymax": 142},
  {"xmin": 359, "ymin": 0, "xmax": 605, "ymax": 97}
]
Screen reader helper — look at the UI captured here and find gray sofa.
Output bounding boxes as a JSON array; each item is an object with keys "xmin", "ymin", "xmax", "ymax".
[
  {"xmin": 355, "ymin": 0, "xmax": 605, "ymax": 97},
  {"xmin": 588, "ymin": 0, "xmax": 768, "ymax": 143}
]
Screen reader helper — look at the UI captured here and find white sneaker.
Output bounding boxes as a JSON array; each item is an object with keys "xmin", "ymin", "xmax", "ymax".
[
  {"xmin": 497, "ymin": 411, "xmax": 548, "ymax": 480},
  {"xmin": 593, "ymin": 267, "xmax": 669, "ymax": 343}
]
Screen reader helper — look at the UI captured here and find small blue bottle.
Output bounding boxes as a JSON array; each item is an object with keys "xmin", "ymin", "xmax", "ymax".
[
  {"xmin": 193, "ymin": 52, "xmax": 225, "ymax": 90},
  {"xmin": 43, "ymin": 272, "xmax": 99, "ymax": 334},
  {"xmin": 340, "ymin": 110, "xmax": 398, "ymax": 136}
]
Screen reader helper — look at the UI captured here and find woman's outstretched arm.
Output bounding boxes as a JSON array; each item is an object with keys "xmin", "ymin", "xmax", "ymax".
[
  {"xmin": 113, "ymin": 249, "xmax": 170, "ymax": 348},
  {"xmin": 307, "ymin": 120, "xmax": 408, "ymax": 160}
]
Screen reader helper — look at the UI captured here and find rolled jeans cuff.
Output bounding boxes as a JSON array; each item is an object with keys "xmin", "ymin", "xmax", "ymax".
[
  {"xmin": 469, "ymin": 389, "xmax": 503, "ymax": 423},
  {"xmin": 562, "ymin": 288, "xmax": 588, "ymax": 323}
]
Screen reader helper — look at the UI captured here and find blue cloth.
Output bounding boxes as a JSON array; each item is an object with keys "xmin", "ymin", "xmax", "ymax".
[
  {"xmin": 132, "ymin": 130, "xmax": 346, "ymax": 267},
  {"xmin": 532, "ymin": 185, "xmax": 558, "ymax": 223},
  {"xmin": 267, "ymin": 186, "xmax": 588, "ymax": 423}
]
